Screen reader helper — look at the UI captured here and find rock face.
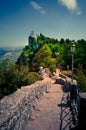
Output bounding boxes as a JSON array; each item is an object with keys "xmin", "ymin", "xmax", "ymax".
[{"xmin": 0, "ymin": 78, "xmax": 51, "ymax": 130}]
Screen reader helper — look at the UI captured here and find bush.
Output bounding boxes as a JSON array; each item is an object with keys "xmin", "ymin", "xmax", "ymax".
[
  {"xmin": 0, "ymin": 65, "xmax": 19, "ymax": 98},
  {"xmin": 24, "ymin": 72, "xmax": 42, "ymax": 85},
  {"xmin": 0, "ymin": 65, "xmax": 42, "ymax": 99},
  {"xmin": 75, "ymin": 66, "xmax": 86, "ymax": 92},
  {"xmin": 61, "ymin": 70, "xmax": 72, "ymax": 77}
]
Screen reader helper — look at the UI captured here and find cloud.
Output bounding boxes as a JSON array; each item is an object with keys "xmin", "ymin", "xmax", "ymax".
[
  {"xmin": 58, "ymin": 0, "xmax": 82, "ymax": 15},
  {"xmin": 30, "ymin": 1, "xmax": 46, "ymax": 14},
  {"xmin": 77, "ymin": 10, "xmax": 82, "ymax": 16}
]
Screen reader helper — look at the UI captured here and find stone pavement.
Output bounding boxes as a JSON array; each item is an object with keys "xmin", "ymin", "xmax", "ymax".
[{"xmin": 23, "ymin": 79, "xmax": 72, "ymax": 130}]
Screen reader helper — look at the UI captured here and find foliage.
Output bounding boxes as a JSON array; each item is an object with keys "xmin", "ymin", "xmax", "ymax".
[
  {"xmin": 75, "ymin": 65, "xmax": 86, "ymax": 92},
  {"xmin": 1, "ymin": 33, "xmax": 86, "ymax": 98},
  {"xmin": 0, "ymin": 65, "xmax": 19, "ymax": 98},
  {"xmin": 32, "ymin": 44, "xmax": 56, "ymax": 72},
  {"xmin": 24, "ymin": 72, "xmax": 42, "ymax": 85},
  {"xmin": 74, "ymin": 42, "xmax": 86, "ymax": 68},
  {"xmin": 16, "ymin": 34, "xmax": 86, "ymax": 92},
  {"xmin": 61, "ymin": 70, "xmax": 72, "ymax": 77},
  {"xmin": 0, "ymin": 64, "xmax": 41, "ymax": 99}
]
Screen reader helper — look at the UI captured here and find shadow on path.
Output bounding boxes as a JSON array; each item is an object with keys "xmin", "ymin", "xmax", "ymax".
[{"xmin": 57, "ymin": 84, "xmax": 76, "ymax": 130}]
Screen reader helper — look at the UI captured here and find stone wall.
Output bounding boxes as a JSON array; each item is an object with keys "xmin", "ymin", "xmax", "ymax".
[
  {"xmin": 0, "ymin": 78, "xmax": 51, "ymax": 130},
  {"xmin": 56, "ymin": 73, "xmax": 77, "ymax": 91}
]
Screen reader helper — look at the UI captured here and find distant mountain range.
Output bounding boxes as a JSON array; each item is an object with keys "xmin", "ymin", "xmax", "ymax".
[{"xmin": 0, "ymin": 47, "xmax": 23, "ymax": 65}]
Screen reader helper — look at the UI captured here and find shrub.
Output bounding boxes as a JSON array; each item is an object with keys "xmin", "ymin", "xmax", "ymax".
[
  {"xmin": 24, "ymin": 72, "xmax": 42, "ymax": 85},
  {"xmin": 75, "ymin": 66, "xmax": 86, "ymax": 92},
  {"xmin": 61, "ymin": 70, "xmax": 72, "ymax": 77},
  {"xmin": 0, "ymin": 65, "xmax": 42, "ymax": 99}
]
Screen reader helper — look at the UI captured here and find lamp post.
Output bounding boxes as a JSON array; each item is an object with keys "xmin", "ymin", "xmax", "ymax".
[{"xmin": 71, "ymin": 42, "xmax": 75, "ymax": 82}]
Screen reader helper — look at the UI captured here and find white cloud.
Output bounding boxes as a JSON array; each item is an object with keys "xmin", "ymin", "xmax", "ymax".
[
  {"xmin": 30, "ymin": 1, "xmax": 46, "ymax": 14},
  {"xmin": 59, "ymin": 0, "xmax": 77, "ymax": 10},
  {"xmin": 58, "ymin": 0, "xmax": 82, "ymax": 15},
  {"xmin": 77, "ymin": 10, "xmax": 82, "ymax": 16}
]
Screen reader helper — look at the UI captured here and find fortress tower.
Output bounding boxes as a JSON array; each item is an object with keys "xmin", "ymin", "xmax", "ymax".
[
  {"xmin": 28, "ymin": 31, "xmax": 38, "ymax": 51},
  {"xmin": 28, "ymin": 31, "xmax": 37, "ymax": 46}
]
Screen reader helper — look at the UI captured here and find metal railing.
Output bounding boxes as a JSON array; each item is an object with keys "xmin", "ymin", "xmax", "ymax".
[
  {"xmin": 70, "ymin": 84, "xmax": 80, "ymax": 128},
  {"xmin": 59, "ymin": 73, "xmax": 81, "ymax": 129},
  {"xmin": 57, "ymin": 73, "xmax": 86, "ymax": 130}
]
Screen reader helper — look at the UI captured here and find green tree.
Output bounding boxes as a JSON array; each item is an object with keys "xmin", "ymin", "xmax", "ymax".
[
  {"xmin": 32, "ymin": 44, "xmax": 56, "ymax": 72},
  {"xmin": 75, "ymin": 65, "xmax": 86, "ymax": 92}
]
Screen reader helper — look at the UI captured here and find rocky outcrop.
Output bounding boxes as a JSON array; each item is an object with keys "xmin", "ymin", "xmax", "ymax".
[{"xmin": 0, "ymin": 78, "xmax": 51, "ymax": 130}]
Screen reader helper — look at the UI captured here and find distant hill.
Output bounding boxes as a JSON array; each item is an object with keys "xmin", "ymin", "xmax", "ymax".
[
  {"xmin": 0, "ymin": 47, "xmax": 23, "ymax": 65},
  {"xmin": 0, "ymin": 49, "xmax": 6, "ymax": 58}
]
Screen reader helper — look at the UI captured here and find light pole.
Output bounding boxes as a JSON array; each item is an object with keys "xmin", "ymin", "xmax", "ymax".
[{"xmin": 71, "ymin": 42, "xmax": 75, "ymax": 82}]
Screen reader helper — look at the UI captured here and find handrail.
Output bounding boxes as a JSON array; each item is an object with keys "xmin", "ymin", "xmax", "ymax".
[
  {"xmin": 70, "ymin": 84, "xmax": 80, "ymax": 128},
  {"xmin": 59, "ymin": 73, "xmax": 81, "ymax": 128}
]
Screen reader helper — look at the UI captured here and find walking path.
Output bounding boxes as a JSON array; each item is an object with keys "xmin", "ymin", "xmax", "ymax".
[{"xmin": 23, "ymin": 79, "xmax": 71, "ymax": 130}]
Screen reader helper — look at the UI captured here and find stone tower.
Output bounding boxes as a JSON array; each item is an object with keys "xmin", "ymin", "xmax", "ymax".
[
  {"xmin": 28, "ymin": 31, "xmax": 37, "ymax": 46},
  {"xmin": 28, "ymin": 31, "xmax": 38, "ymax": 51}
]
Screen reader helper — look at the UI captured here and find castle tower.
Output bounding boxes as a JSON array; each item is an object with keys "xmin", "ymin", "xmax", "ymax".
[
  {"xmin": 28, "ymin": 31, "xmax": 38, "ymax": 51},
  {"xmin": 28, "ymin": 31, "xmax": 37, "ymax": 46}
]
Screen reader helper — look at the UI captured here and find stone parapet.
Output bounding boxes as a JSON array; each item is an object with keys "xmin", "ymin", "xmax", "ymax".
[{"xmin": 0, "ymin": 78, "xmax": 51, "ymax": 130}]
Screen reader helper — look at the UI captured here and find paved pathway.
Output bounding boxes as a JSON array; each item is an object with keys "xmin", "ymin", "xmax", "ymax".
[{"xmin": 23, "ymin": 79, "xmax": 72, "ymax": 130}]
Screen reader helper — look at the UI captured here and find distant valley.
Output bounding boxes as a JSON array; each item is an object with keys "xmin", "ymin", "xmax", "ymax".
[{"xmin": 0, "ymin": 47, "xmax": 23, "ymax": 65}]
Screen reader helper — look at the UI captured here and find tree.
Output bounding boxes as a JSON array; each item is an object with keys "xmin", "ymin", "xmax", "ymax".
[
  {"xmin": 32, "ymin": 44, "xmax": 56, "ymax": 72},
  {"xmin": 60, "ymin": 38, "xmax": 65, "ymax": 44},
  {"xmin": 65, "ymin": 39, "xmax": 70, "ymax": 44}
]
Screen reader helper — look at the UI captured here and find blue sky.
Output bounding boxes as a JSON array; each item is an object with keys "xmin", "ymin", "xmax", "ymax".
[{"xmin": 0, "ymin": 0, "xmax": 86, "ymax": 47}]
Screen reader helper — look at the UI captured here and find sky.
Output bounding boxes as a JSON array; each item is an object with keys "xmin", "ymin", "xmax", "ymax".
[{"xmin": 0, "ymin": 0, "xmax": 86, "ymax": 47}]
